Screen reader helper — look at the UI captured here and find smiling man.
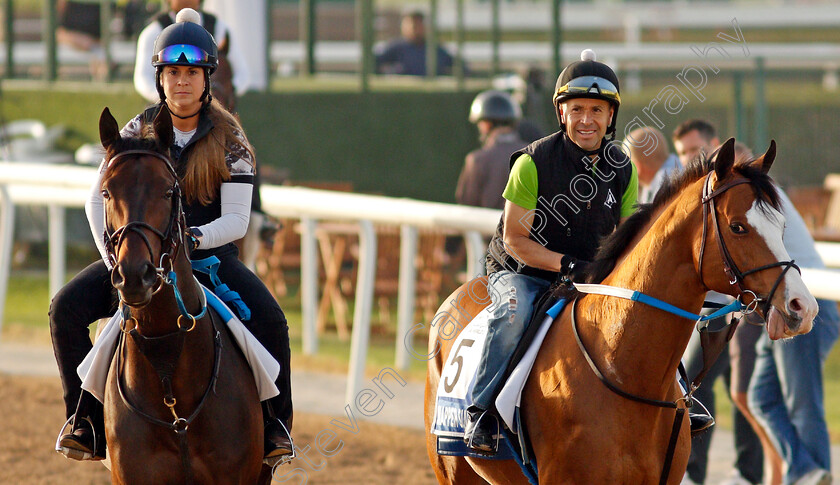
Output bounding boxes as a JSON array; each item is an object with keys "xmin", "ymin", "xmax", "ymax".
[{"xmin": 462, "ymin": 50, "xmax": 638, "ymax": 453}]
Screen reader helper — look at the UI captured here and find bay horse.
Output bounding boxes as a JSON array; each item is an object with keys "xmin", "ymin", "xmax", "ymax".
[
  {"xmin": 425, "ymin": 139, "xmax": 819, "ymax": 484},
  {"xmin": 98, "ymin": 107, "xmax": 271, "ymax": 484}
]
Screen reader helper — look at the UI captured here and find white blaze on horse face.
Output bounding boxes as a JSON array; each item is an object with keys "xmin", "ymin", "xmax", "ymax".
[{"xmin": 746, "ymin": 201, "xmax": 818, "ymax": 337}]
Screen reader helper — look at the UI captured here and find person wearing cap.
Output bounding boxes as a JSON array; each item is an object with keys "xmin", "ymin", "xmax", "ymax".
[
  {"xmin": 51, "ymin": 9, "xmax": 293, "ymax": 463},
  {"xmin": 455, "ymin": 90, "xmax": 527, "ymax": 210},
  {"xmin": 134, "ymin": 0, "xmax": 251, "ymax": 108},
  {"xmin": 462, "ymin": 50, "xmax": 639, "ymax": 454}
]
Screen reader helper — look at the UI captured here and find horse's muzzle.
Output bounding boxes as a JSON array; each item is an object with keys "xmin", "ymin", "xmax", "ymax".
[{"xmin": 111, "ymin": 260, "xmax": 158, "ymax": 306}]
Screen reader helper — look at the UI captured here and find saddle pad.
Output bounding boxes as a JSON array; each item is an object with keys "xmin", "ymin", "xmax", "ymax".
[
  {"xmin": 495, "ymin": 298, "xmax": 568, "ymax": 433},
  {"xmin": 78, "ymin": 283, "xmax": 280, "ymax": 403}
]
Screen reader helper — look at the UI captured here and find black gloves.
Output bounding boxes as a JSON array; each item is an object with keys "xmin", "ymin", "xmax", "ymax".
[
  {"xmin": 187, "ymin": 227, "xmax": 202, "ymax": 252},
  {"xmin": 560, "ymin": 254, "xmax": 592, "ymax": 282}
]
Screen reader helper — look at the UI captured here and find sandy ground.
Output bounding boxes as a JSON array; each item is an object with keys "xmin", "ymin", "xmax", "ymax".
[{"xmin": 0, "ymin": 374, "xmax": 437, "ymax": 485}]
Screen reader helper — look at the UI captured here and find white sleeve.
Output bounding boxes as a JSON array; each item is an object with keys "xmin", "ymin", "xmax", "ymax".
[
  {"xmin": 85, "ymin": 159, "xmax": 112, "ymax": 268},
  {"xmin": 194, "ymin": 182, "xmax": 252, "ymax": 249},
  {"xmin": 216, "ymin": 19, "xmax": 251, "ymax": 96},
  {"xmin": 134, "ymin": 23, "xmax": 163, "ymax": 104}
]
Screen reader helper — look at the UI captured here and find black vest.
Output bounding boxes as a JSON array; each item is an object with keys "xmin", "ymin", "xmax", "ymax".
[{"xmin": 485, "ymin": 132, "xmax": 633, "ymax": 281}]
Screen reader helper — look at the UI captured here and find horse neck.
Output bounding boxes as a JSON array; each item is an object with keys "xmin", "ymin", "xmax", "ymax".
[{"xmin": 580, "ymin": 183, "xmax": 708, "ymax": 397}]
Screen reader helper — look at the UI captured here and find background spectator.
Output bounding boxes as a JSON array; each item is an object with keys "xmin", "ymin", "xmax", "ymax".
[
  {"xmin": 455, "ymin": 90, "xmax": 526, "ymax": 210},
  {"xmin": 375, "ymin": 10, "xmax": 455, "ymax": 76}
]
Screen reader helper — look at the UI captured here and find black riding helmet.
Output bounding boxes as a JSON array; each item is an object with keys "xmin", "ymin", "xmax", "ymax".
[
  {"xmin": 553, "ymin": 49, "xmax": 621, "ymax": 139},
  {"xmin": 468, "ymin": 90, "xmax": 522, "ymax": 125},
  {"xmin": 152, "ymin": 8, "xmax": 218, "ymax": 103}
]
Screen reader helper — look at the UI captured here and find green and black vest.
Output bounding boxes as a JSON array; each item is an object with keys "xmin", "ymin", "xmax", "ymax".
[{"xmin": 485, "ymin": 132, "xmax": 633, "ymax": 282}]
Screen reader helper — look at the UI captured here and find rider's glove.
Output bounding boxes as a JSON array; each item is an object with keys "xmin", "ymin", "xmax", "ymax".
[
  {"xmin": 560, "ymin": 254, "xmax": 592, "ymax": 282},
  {"xmin": 187, "ymin": 227, "xmax": 203, "ymax": 252}
]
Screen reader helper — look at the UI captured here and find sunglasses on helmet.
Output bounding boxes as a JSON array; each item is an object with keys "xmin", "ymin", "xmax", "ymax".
[
  {"xmin": 555, "ymin": 75, "xmax": 621, "ymax": 104},
  {"xmin": 153, "ymin": 44, "xmax": 214, "ymax": 66}
]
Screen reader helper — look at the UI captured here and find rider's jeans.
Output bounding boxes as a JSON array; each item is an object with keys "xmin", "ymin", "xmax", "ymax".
[
  {"xmin": 748, "ymin": 298, "xmax": 840, "ymax": 484},
  {"xmin": 470, "ymin": 270, "xmax": 551, "ymax": 411}
]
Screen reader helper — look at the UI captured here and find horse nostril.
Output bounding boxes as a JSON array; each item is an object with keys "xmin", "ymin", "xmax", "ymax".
[
  {"xmin": 789, "ymin": 298, "xmax": 803, "ymax": 314},
  {"xmin": 111, "ymin": 264, "xmax": 125, "ymax": 289},
  {"xmin": 142, "ymin": 262, "xmax": 158, "ymax": 287}
]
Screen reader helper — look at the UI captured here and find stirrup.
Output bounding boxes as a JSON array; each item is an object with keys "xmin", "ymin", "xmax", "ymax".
[
  {"xmin": 55, "ymin": 415, "xmax": 100, "ymax": 461},
  {"xmin": 264, "ymin": 418, "xmax": 295, "ymax": 467},
  {"xmin": 464, "ymin": 410, "xmax": 501, "ymax": 455}
]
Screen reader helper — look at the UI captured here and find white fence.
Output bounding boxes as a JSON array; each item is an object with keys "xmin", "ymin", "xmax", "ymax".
[{"xmin": 2, "ymin": 162, "xmax": 840, "ymax": 401}]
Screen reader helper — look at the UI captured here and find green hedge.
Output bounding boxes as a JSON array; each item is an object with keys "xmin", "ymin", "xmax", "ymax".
[{"xmin": 3, "ymin": 80, "xmax": 838, "ymax": 203}]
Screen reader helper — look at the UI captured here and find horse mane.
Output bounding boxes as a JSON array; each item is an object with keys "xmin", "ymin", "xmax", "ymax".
[{"xmin": 586, "ymin": 153, "xmax": 781, "ymax": 284}]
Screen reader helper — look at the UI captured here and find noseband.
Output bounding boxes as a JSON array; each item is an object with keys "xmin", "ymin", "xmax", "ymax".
[
  {"xmin": 104, "ymin": 150, "xmax": 186, "ymax": 292},
  {"xmin": 698, "ymin": 171, "xmax": 799, "ymax": 320}
]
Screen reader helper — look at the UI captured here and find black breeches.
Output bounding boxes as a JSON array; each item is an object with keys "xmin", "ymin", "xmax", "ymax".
[{"xmin": 49, "ymin": 260, "xmax": 117, "ymax": 418}]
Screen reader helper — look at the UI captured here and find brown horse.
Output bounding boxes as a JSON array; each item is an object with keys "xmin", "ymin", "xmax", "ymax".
[
  {"xmin": 425, "ymin": 139, "xmax": 819, "ymax": 484},
  {"xmin": 98, "ymin": 107, "xmax": 271, "ymax": 484}
]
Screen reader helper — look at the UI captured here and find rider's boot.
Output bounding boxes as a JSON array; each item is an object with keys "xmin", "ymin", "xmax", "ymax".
[
  {"xmin": 261, "ymin": 400, "xmax": 294, "ymax": 464},
  {"xmin": 463, "ymin": 406, "xmax": 499, "ymax": 455},
  {"xmin": 689, "ymin": 397, "xmax": 715, "ymax": 436},
  {"xmin": 57, "ymin": 390, "xmax": 106, "ymax": 461}
]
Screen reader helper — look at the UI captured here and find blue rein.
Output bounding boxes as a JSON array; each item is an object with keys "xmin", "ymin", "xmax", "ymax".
[
  {"xmin": 163, "ymin": 269, "xmax": 208, "ymax": 321},
  {"xmin": 572, "ymin": 283, "xmax": 747, "ymax": 324}
]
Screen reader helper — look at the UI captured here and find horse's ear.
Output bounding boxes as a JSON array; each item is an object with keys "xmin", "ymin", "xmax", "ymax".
[
  {"xmin": 713, "ymin": 137, "xmax": 736, "ymax": 180},
  {"xmin": 99, "ymin": 107, "xmax": 121, "ymax": 152},
  {"xmin": 752, "ymin": 139, "xmax": 776, "ymax": 174},
  {"xmin": 153, "ymin": 104, "xmax": 174, "ymax": 150}
]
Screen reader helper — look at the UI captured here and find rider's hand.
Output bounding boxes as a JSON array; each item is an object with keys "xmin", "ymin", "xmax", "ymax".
[
  {"xmin": 187, "ymin": 227, "xmax": 203, "ymax": 252},
  {"xmin": 560, "ymin": 254, "xmax": 592, "ymax": 282}
]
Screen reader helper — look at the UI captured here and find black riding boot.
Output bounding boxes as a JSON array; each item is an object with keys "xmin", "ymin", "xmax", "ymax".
[
  {"xmin": 57, "ymin": 390, "xmax": 106, "ymax": 461},
  {"xmin": 463, "ymin": 406, "xmax": 500, "ymax": 455},
  {"xmin": 261, "ymin": 399, "xmax": 293, "ymax": 464}
]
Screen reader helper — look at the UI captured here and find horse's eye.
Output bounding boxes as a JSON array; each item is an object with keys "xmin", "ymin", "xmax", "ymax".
[
  {"xmin": 101, "ymin": 189, "xmax": 110, "ymax": 200},
  {"xmin": 730, "ymin": 222, "xmax": 748, "ymax": 234},
  {"xmin": 165, "ymin": 188, "xmax": 174, "ymax": 199}
]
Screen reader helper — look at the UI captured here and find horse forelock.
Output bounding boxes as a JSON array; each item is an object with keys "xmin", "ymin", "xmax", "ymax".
[{"xmin": 586, "ymin": 153, "xmax": 779, "ymax": 284}]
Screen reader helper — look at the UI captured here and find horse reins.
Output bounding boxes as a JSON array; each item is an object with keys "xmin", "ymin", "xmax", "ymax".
[
  {"xmin": 105, "ymin": 149, "xmax": 219, "ymax": 485},
  {"xmin": 573, "ymin": 172, "xmax": 798, "ymax": 485}
]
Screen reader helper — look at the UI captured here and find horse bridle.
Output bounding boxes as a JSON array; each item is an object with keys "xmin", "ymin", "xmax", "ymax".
[
  {"xmin": 572, "ymin": 171, "xmax": 800, "ymax": 485},
  {"xmin": 104, "ymin": 149, "xmax": 220, "ymax": 485},
  {"xmin": 697, "ymin": 171, "xmax": 799, "ymax": 320},
  {"xmin": 103, "ymin": 149, "xmax": 186, "ymax": 293}
]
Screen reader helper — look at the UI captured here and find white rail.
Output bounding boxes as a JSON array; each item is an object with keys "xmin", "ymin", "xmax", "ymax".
[
  {"xmin": 1, "ymin": 162, "xmax": 839, "ymax": 400},
  {"xmin": 0, "ymin": 162, "xmax": 499, "ymax": 402}
]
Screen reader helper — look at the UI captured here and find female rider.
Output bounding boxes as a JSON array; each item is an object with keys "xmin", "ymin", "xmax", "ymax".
[{"xmin": 51, "ymin": 9, "xmax": 293, "ymax": 462}]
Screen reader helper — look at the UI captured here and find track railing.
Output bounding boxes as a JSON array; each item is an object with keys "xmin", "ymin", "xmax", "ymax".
[{"xmin": 2, "ymin": 162, "xmax": 840, "ymax": 401}]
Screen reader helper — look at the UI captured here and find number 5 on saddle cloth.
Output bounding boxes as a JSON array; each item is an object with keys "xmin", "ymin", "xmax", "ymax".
[{"xmin": 191, "ymin": 256, "xmax": 251, "ymax": 321}]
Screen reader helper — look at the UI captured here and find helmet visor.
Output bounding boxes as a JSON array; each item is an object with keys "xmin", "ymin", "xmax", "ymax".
[
  {"xmin": 154, "ymin": 44, "xmax": 214, "ymax": 66},
  {"xmin": 555, "ymin": 75, "xmax": 621, "ymax": 104}
]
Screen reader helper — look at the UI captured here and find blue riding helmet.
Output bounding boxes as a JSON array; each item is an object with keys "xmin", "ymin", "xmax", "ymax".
[{"xmin": 152, "ymin": 9, "xmax": 218, "ymax": 103}]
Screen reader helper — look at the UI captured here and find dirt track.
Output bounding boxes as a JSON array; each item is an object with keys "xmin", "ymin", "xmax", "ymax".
[{"xmin": 0, "ymin": 374, "xmax": 437, "ymax": 484}]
